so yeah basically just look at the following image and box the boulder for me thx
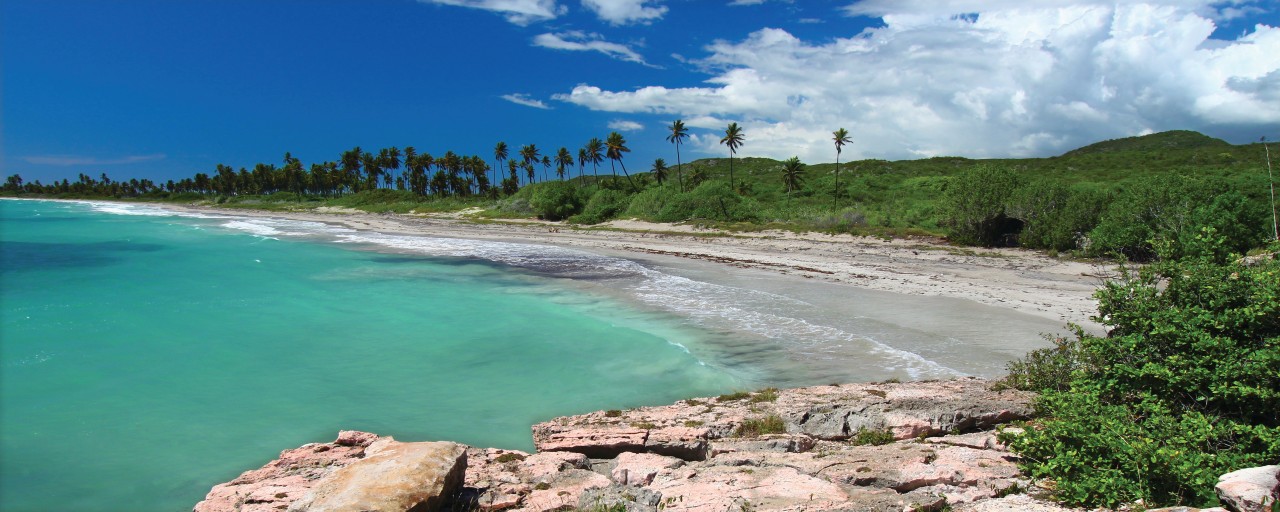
[1216,465,1279,512]
[286,440,466,512]
[193,431,381,512]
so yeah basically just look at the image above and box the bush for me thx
[624,186,678,219]
[735,414,787,437]
[527,181,584,221]
[849,428,895,446]
[940,165,1023,246]
[1008,181,1105,252]
[570,189,632,224]
[1003,240,1280,508]
[1086,176,1264,261]
[654,182,761,223]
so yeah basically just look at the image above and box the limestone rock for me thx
[611,452,684,486]
[1216,465,1279,512]
[193,431,381,512]
[287,440,466,512]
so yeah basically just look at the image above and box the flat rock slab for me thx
[287,440,466,512]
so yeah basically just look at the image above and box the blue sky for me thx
[4,0,1279,185]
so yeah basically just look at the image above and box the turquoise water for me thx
[0,200,741,511]
[0,198,1068,511]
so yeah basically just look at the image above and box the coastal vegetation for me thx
[999,234,1280,508]
[5,129,1276,262]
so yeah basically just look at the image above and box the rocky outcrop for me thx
[531,377,1034,460]
[192,379,1062,512]
[1216,465,1279,512]
[194,430,381,512]
[286,439,466,512]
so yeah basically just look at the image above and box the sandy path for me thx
[163,204,1112,331]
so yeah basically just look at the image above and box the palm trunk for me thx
[676,144,684,193]
[834,154,840,208]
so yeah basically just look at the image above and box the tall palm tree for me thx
[494,142,509,192]
[555,147,574,181]
[781,156,806,199]
[577,148,588,180]
[585,138,605,186]
[651,158,668,186]
[519,144,541,184]
[605,131,636,190]
[720,122,745,192]
[832,127,852,208]
[667,119,689,192]
[541,155,552,183]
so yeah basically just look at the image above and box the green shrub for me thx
[939,165,1023,246]
[570,189,632,224]
[624,186,678,219]
[717,391,751,402]
[1004,240,1280,508]
[655,182,761,223]
[1008,181,1105,251]
[849,428,895,446]
[527,181,584,221]
[735,414,787,437]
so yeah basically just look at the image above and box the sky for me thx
[3,0,1279,185]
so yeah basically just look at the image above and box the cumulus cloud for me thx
[533,31,651,65]
[418,0,564,25]
[581,0,667,25]
[555,2,1280,162]
[608,119,645,131]
[501,93,552,109]
[23,154,166,166]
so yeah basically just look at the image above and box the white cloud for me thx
[608,119,645,131]
[418,0,564,25]
[533,31,651,65]
[580,0,667,25]
[23,154,166,166]
[501,93,552,109]
[555,2,1280,162]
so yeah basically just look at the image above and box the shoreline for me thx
[152,201,1109,333]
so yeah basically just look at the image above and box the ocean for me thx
[0,198,1064,510]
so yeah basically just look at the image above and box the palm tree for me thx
[605,131,636,190]
[651,158,668,186]
[832,127,852,208]
[720,122,745,192]
[519,144,541,184]
[585,138,605,186]
[555,147,573,181]
[541,155,552,183]
[781,156,806,199]
[577,148,588,180]
[494,142,509,192]
[667,119,689,192]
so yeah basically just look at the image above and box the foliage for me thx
[735,414,787,437]
[527,181,584,221]
[849,428,895,446]
[940,165,1024,246]
[624,186,679,219]
[717,391,751,402]
[571,189,633,224]
[1003,239,1280,508]
[1007,181,1105,252]
[653,182,761,223]
[1086,175,1263,260]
